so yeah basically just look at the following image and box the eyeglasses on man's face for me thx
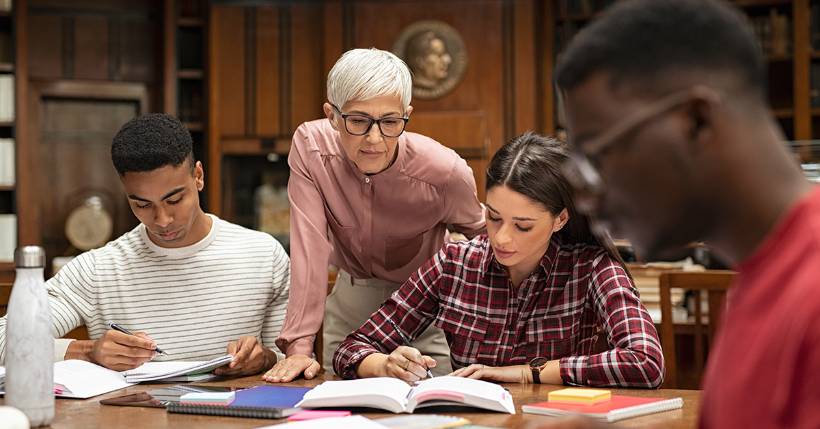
[331,104,409,138]
[561,88,708,214]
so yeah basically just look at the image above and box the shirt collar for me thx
[480,235,562,278]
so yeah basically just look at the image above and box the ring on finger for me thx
[402,360,410,370]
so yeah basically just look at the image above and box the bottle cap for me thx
[14,246,45,268]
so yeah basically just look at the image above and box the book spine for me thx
[607,397,684,422]
[166,404,283,419]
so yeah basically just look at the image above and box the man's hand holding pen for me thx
[89,329,158,371]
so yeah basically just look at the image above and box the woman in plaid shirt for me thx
[333,133,664,388]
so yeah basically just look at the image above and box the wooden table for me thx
[2,375,700,428]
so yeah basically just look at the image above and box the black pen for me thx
[108,322,167,355]
[387,318,434,379]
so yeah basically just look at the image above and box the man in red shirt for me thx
[545,0,820,428]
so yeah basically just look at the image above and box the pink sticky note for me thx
[287,410,352,421]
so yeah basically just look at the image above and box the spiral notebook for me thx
[166,385,311,419]
[522,395,683,422]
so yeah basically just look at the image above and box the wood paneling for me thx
[27,14,61,79]
[74,16,108,80]
[119,17,157,83]
[407,111,488,159]
[513,0,537,134]
[26,1,159,85]
[213,6,245,137]
[290,4,324,130]
[255,6,280,136]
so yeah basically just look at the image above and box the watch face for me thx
[529,357,549,369]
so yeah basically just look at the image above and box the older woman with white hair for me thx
[266,48,485,382]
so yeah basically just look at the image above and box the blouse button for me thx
[364,177,371,184]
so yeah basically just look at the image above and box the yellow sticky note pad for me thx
[548,388,612,404]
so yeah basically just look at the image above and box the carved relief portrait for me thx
[392,21,467,100]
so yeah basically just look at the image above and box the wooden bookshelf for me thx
[183,121,203,132]
[0,0,16,284]
[177,17,203,27]
[773,108,795,118]
[551,0,820,160]
[177,68,203,79]
[163,0,208,213]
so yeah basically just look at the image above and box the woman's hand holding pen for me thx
[387,346,437,382]
[89,329,157,371]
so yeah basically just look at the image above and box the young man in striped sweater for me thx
[0,113,290,376]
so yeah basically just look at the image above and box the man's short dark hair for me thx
[555,0,766,99]
[111,113,194,176]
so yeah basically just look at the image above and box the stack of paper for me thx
[122,355,233,383]
[0,75,13,122]
[0,214,16,262]
[180,391,235,405]
[0,139,13,186]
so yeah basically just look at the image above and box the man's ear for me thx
[554,208,570,232]
[686,87,721,146]
[323,103,339,131]
[194,160,205,191]
[405,105,414,118]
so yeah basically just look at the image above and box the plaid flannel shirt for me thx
[333,235,664,388]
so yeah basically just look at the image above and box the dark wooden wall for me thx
[27,0,160,89]
[208,0,552,214]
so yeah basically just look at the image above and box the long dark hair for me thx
[486,132,626,266]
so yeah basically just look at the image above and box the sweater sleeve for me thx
[275,125,333,357]
[559,254,665,388]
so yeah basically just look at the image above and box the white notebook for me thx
[121,355,233,383]
[296,376,515,414]
[0,360,134,399]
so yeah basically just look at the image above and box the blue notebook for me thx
[166,385,311,419]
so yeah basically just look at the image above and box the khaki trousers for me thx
[322,270,453,376]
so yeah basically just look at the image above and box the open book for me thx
[296,376,515,414]
[122,355,233,383]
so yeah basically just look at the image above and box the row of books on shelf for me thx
[0,139,13,186]
[0,75,13,122]
[749,10,791,58]
[0,214,15,262]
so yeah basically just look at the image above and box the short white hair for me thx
[327,48,412,111]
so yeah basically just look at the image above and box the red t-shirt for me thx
[700,186,820,428]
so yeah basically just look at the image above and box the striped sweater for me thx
[0,214,290,363]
